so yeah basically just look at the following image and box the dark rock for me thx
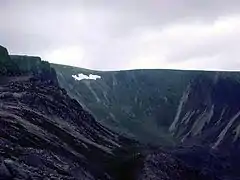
[170,73,240,149]
[0,161,12,180]
[138,150,208,180]
[3,159,29,179]
[0,45,9,59]
[23,154,43,167]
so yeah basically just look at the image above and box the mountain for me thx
[2,44,240,179]
[0,45,209,180]
[51,63,240,179]
[52,64,194,145]
[52,64,240,147]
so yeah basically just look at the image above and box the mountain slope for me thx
[52,64,240,146]
[52,64,196,145]
[0,46,128,179]
[169,72,240,149]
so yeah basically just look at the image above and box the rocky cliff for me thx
[167,73,240,180]
[169,72,240,150]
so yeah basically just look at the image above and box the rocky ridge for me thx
[0,45,127,179]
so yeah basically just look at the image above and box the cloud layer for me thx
[1,0,240,70]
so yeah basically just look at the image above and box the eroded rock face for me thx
[169,73,240,150]
[167,73,240,179]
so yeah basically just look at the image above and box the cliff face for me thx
[0,46,9,60]
[0,46,19,75]
[166,73,240,180]
[169,73,240,150]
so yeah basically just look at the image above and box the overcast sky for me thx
[0,0,240,70]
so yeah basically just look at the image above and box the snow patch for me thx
[72,73,101,81]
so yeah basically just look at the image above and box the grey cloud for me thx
[0,30,52,55]
[0,0,240,70]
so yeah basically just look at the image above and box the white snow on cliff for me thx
[72,73,101,81]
